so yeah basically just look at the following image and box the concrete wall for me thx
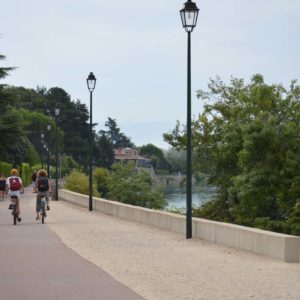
[58,189,300,263]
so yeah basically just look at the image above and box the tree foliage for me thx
[164,75,300,234]
[100,117,134,148]
[94,133,115,169]
[107,162,164,209]
[139,143,170,171]
[92,167,110,197]
[64,169,99,196]
[0,55,25,164]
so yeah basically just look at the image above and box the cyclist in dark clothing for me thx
[32,171,37,193]
[35,169,51,220]
[0,174,6,201]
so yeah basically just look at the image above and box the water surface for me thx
[162,180,216,211]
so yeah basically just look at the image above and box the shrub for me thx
[156,169,169,176]
[19,163,31,186]
[93,167,109,197]
[107,162,164,209]
[192,197,232,222]
[288,205,300,236]
[0,162,13,177]
[31,164,42,172]
[64,169,99,196]
[254,217,291,234]
[166,207,185,215]
[60,155,80,177]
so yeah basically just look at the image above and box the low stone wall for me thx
[58,189,300,263]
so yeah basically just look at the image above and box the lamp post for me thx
[180,0,199,239]
[41,133,45,169]
[87,72,96,211]
[47,124,51,177]
[55,108,60,200]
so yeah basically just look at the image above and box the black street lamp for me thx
[41,132,45,169]
[87,72,96,211]
[47,124,51,177]
[180,0,199,239]
[55,108,60,200]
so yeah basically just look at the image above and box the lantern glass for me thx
[87,72,96,92]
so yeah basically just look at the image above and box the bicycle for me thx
[40,196,47,224]
[9,196,19,225]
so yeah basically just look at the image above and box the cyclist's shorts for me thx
[8,190,20,197]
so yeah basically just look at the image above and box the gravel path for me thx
[45,198,300,300]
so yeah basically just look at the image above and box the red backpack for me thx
[9,177,21,191]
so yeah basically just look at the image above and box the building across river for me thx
[114,148,154,176]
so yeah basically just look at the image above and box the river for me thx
[158,177,217,210]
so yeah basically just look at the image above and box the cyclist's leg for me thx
[16,197,22,222]
[46,192,50,210]
[36,193,42,220]
[16,197,20,216]
[10,195,16,211]
[10,191,21,216]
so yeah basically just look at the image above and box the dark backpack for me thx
[9,177,21,191]
[38,177,49,192]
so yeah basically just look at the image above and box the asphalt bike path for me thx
[0,187,143,300]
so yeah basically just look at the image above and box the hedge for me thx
[0,162,13,177]
[20,163,31,186]
[0,162,32,187]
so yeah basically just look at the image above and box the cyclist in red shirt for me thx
[6,169,24,222]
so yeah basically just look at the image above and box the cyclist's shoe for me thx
[17,217,22,222]
[36,216,40,220]
[46,205,50,211]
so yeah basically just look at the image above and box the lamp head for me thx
[180,0,199,32]
[87,72,97,92]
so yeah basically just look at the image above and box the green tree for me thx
[107,162,164,209]
[0,54,26,164]
[44,88,90,166]
[100,117,134,148]
[6,86,46,112]
[139,143,170,171]
[8,86,90,166]
[164,149,186,175]
[93,167,110,197]
[17,109,63,163]
[164,75,300,232]
[24,143,40,165]
[94,133,115,169]
[59,154,80,177]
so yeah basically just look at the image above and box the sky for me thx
[1,0,300,148]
